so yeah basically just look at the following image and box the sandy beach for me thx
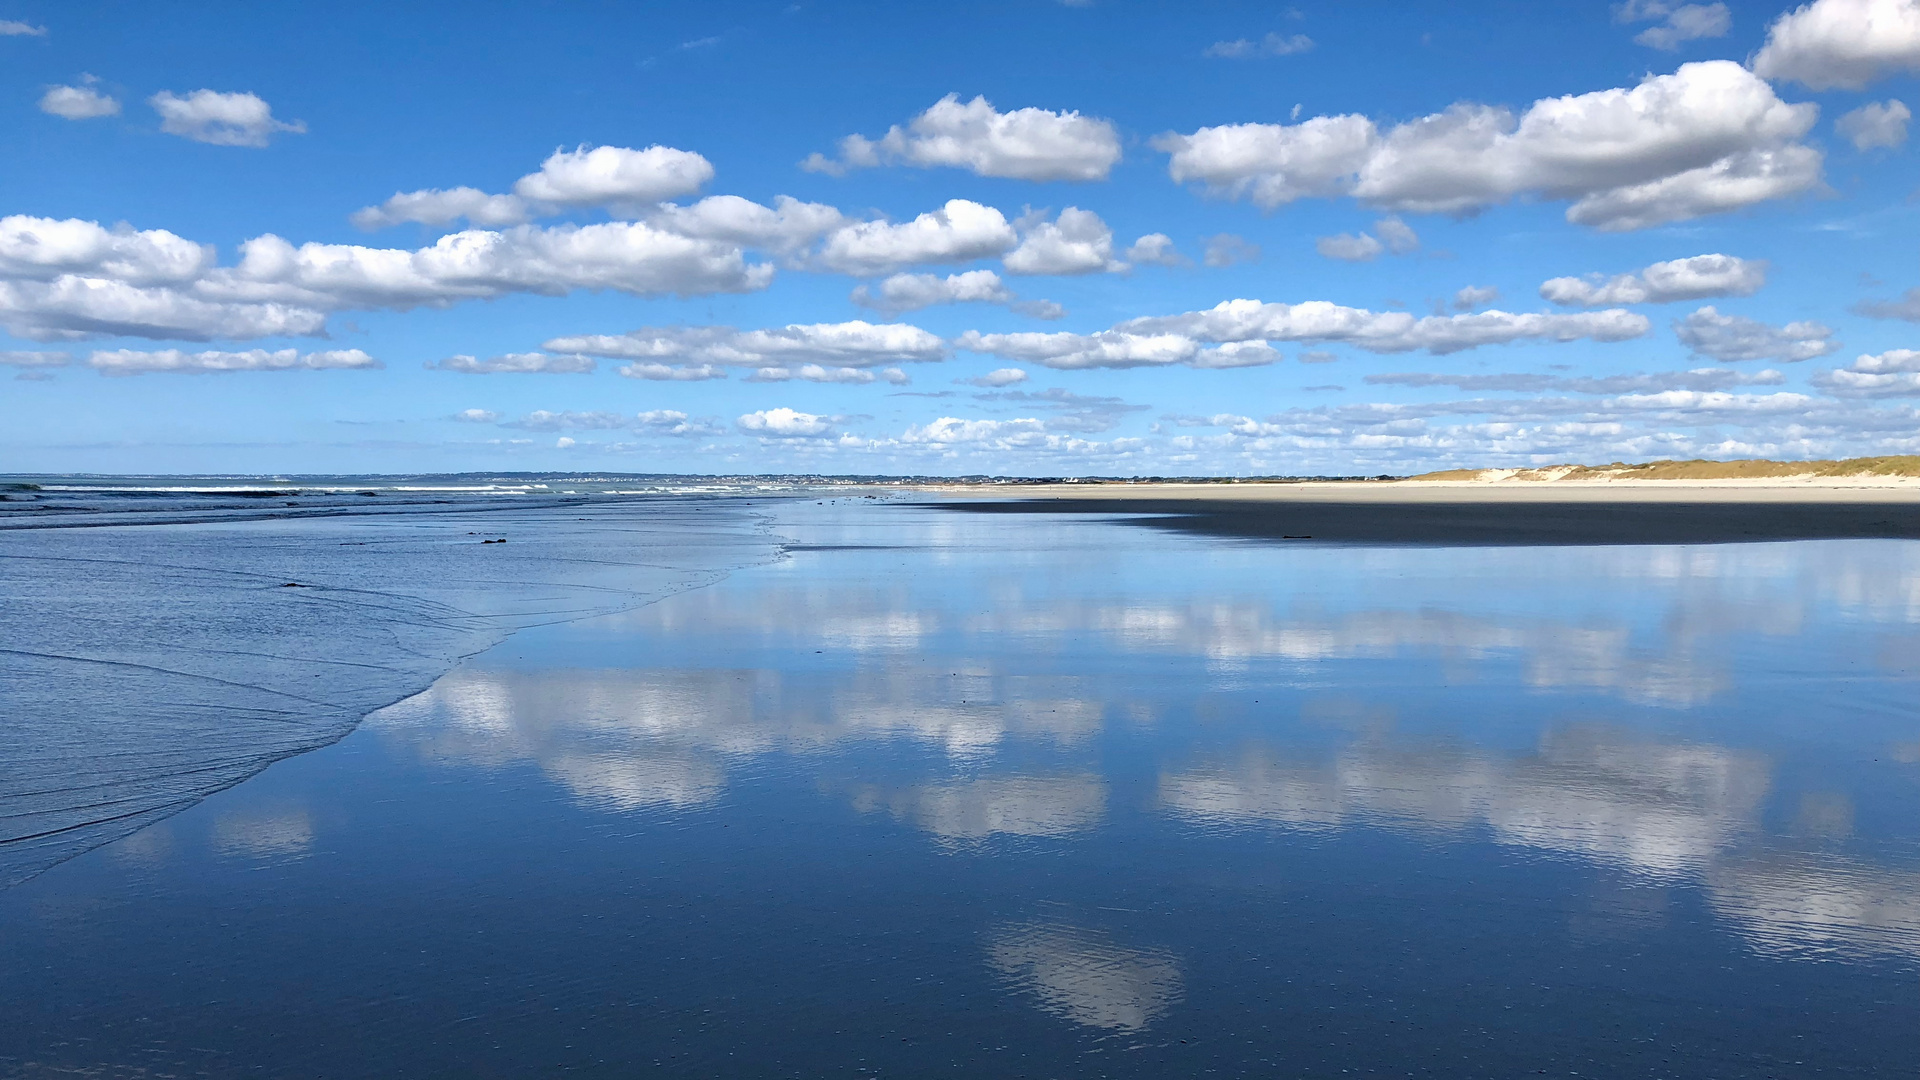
[918,478,1920,545]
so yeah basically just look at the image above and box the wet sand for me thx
[919,480,1920,545]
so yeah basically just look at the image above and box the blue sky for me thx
[3,0,1918,476]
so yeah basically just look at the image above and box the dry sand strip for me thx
[914,479,1920,545]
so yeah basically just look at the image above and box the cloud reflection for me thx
[985,921,1182,1032]
[1161,727,1771,878]
[855,775,1106,841]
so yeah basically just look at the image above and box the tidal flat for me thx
[3,484,1919,1076]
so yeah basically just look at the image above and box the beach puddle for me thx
[3,499,1919,1076]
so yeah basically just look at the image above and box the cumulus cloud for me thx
[1203,233,1260,268]
[851,269,1012,315]
[0,278,324,342]
[350,187,531,230]
[1617,2,1732,50]
[817,199,1017,276]
[1004,208,1122,275]
[512,144,713,207]
[1836,99,1911,149]
[87,348,379,375]
[0,350,70,367]
[1752,0,1920,90]
[429,352,596,374]
[452,408,500,422]
[801,94,1121,181]
[39,83,119,120]
[1541,253,1768,306]
[1674,306,1839,362]
[956,329,1280,371]
[1813,348,1920,396]
[1316,216,1418,262]
[616,361,728,381]
[0,19,45,35]
[351,146,730,232]
[898,416,1146,459]
[150,90,304,147]
[1155,61,1822,231]
[636,409,726,437]
[1205,32,1314,58]
[1124,233,1189,268]
[1453,285,1500,310]
[546,320,946,370]
[738,407,835,438]
[1122,298,1650,355]
[648,195,847,257]
[220,222,773,308]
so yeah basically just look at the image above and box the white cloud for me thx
[350,187,530,230]
[150,90,304,147]
[511,144,713,207]
[1366,367,1785,394]
[959,329,1197,370]
[746,364,908,385]
[546,320,946,369]
[1374,216,1419,254]
[555,437,575,449]
[1155,61,1821,231]
[1203,233,1260,268]
[1618,2,1731,50]
[1124,298,1651,355]
[1813,349,1920,396]
[817,199,1016,275]
[0,19,46,35]
[1314,232,1382,262]
[0,216,212,284]
[801,94,1121,181]
[220,222,772,308]
[1004,207,1121,275]
[0,278,325,342]
[0,350,69,367]
[967,367,1029,387]
[635,409,726,437]
[1315,217,1417,262]
[39,84,119,120]
[429,352,596,374]
[956,330,1280,371]
[0,211,772,341]
[1674,306,1839,362]
[1836,99,1911,149]
[1752,0,1920,90]
[850,269,1012,315]
[617,361,728,381]
[738,407,835,438]
[86,348,379,375]
[508,410,633,431]
[649,195,847,257]
[1453,285,1500,310]
[1205,33,1314,58]
[452,408,500,422]
[898,417,1148,459]
[1541,253,1768,306]
[1124,233,1189,268]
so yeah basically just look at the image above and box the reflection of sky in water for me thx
[364,508,1920,988]
[10,502,1920,1075]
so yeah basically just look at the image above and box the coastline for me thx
[914,478,1920,545]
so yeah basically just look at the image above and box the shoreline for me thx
[914,480,1920,545]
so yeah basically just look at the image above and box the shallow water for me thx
[4,499,1919,1077]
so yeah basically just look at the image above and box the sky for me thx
[2,0,1919,477]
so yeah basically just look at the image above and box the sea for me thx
[2,474,1917,1077]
